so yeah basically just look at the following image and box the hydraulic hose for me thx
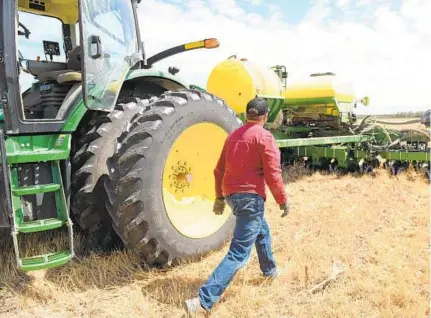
[397,128,430,140]
[374,119,422,125]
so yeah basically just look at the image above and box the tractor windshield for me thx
[80,0,140,112]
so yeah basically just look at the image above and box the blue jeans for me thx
[198,193,277,311]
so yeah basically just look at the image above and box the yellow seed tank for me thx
[283,72,357,121]
[206,57,359,124]
[206,57,284,116]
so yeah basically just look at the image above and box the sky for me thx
[18,0,431,115]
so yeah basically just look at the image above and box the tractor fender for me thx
[125,69,190,91]
[62,69,191,133]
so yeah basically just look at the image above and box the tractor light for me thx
[204,38,220,49]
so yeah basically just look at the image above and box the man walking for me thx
[184,97,290,315]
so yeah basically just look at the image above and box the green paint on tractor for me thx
[6,135,71,163]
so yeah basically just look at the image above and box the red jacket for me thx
[214,122,287,205]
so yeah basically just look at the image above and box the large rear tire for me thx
[70,102,141,248]
[105,89,242,267]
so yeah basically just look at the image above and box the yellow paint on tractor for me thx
[184,41,205,50]
[162,123,232,239]
[206,57,283,115]
[18,0,79,24]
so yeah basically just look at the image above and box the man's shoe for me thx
[184,297,207,317]
[264,268,283,280]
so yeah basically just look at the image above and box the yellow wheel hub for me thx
[162,123,232,239]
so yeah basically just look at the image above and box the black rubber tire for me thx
[105,89,242,267]
[70,101,142,248]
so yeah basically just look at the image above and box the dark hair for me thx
[246,97,268,120]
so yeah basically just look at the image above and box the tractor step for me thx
[16,217,66,233]
[6,157,74,270]
[20,250,73,272]
[0,131,74,271]
[11,183,61,196]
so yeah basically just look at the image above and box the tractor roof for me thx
[18,0,78,24]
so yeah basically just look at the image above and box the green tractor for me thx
[0,0,241,271]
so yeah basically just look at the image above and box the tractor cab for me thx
[0,0,142,134]
[0,0,143,271]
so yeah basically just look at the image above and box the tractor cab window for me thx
[93,11,125,48]
[80,0,140,112]
[17,12,81,121]
[18,13,66,91]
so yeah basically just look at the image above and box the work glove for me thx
[279,202,290,217]
[213,197,226,215]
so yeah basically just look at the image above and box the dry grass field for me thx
[0,167,429,318]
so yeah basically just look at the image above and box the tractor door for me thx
[79,0,142,112]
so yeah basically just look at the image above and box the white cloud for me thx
[135,0,431,114]
[303,0,334,25]
[336,0,351,9]
[240,0,263,5]
[400,0,431,35]
[208,0,246,19]
[16,0,431,115]
[355,0,392,7]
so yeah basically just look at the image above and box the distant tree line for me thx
[358,110,427,119]
[375,111,426,118]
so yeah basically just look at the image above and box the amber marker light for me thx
[204,38,220,49]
